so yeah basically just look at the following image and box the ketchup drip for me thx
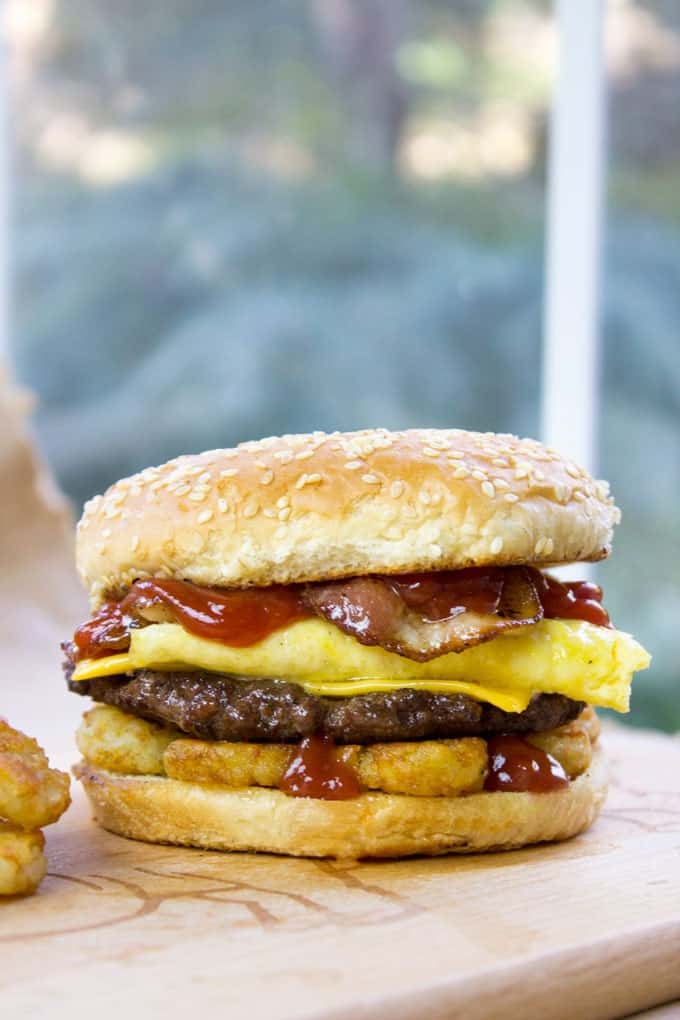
[122,579,308,646]
[484,735,569,793]
[73,601,137,660]
[528,569,611,628]
[387,567,504,620]
[279,735,362,800]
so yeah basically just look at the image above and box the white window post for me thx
[541,0,605,478]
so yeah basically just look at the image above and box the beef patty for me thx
[67,665,583,743]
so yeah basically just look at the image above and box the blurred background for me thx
[5,0,679,729]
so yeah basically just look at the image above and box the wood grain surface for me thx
[2,726,680,1020]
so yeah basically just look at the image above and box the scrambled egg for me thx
[72,617,650,714]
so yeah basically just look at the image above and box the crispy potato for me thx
[340,739,487,797]
[164,741,292,787]
[76,702,598,794]
[0,824,46,896]
[76,705,178,775]
[164,736,487,797]
[527,708,599,779]
[577,704,601,743]
[0,720,71,830]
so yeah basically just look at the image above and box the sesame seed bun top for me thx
[76,428,620,604]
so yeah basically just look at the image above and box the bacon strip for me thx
[303,567,542,661]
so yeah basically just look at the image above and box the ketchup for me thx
[73,578,309,660]
[122,578,308,645]
[387,568,504,620]
[73,601,137,660]
[484,735,569,793]
[528,569,611,628]
[279,735,362,800]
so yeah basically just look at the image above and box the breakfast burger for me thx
[64,429,650,858]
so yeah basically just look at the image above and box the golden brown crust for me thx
[74,745,607,859]
[0,826,46,896]
[76,429,619,603]
[0,719,71,830]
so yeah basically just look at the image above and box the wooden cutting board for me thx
[2,725,680,1020]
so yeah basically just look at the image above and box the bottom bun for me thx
[74,745,607,859]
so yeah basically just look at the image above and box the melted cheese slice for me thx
[72,618,650,714]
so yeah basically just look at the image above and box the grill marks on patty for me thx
[66,665,583,743]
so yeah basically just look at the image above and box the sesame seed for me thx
[452,466,469,479]
[243,500,259,519]
[503,493,519,503]
[566,464,581,479]
[175,484,191,496]
[101,527,112,539]
[254,460,267,469]
[197,509,213,524]
[263,507,277,518]
[361,473,380,485]
[573,490,586,502]
[471,469,487,481]
[534,537,547,556]
[198,472,212,485]
[345,460,363,471]
[422,447,439,458]
[260,470,274,486]
[295,472,322,489]
[273,450,294,464]
[104,506,121,519]
[419,491,431,505]
[390,480,404,499]
[492,458,509,468]
[276,495,290,509]
[544,538,555,555]
[274,525,288,539]
[490,537,504,555]
[130,535,140,552]
[481,481,496,498]
[533,469,545,482]
[295,449,314,460]
[515,467,529,480]
[188,490,207,502]
[494,478,510,490]
[278,507,291,521]
[220,468,239,479]
[218,499,228,514]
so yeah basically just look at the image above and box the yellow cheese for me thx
[72,617,650,713]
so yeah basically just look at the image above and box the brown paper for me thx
[0,365,86,744]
